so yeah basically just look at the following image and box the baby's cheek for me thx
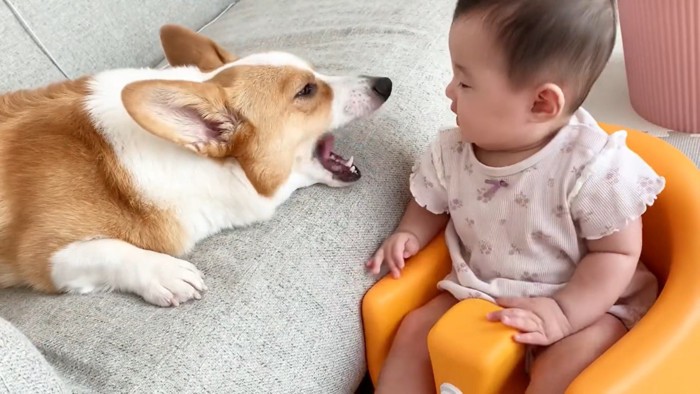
[458,107,476,129]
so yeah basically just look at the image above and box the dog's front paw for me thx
[137,256,207,307]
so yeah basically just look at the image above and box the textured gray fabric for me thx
[0,2,65,92]
[0,317,68,393]
[659,133,700,167]
[0,1,456,393]
[6,0,236,78]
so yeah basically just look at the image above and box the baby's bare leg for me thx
[526,313,627,394]
[375,292,458,394]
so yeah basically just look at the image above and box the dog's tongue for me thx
[319,134,334,161]
[316,135,361,182]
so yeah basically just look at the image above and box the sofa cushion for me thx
[4,0,237,79]
[0,317,68,393]
[0,3,65,92]
[0,0,456,392]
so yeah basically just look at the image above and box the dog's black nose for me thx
[371,77,393,100]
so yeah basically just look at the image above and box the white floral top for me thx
[410,108,665,328]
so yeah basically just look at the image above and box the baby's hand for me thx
[487,297,574,346]
[365,231,420,279]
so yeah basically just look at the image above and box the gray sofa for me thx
[1,1,698,393]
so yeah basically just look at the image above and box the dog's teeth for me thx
[346,156,354,167]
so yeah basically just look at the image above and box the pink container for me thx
[618,0,700,133]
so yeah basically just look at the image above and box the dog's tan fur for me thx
[0,79,184,292]
[122,64,334,196]
[0,25,387,304]
[160,24,239,71]
[0,26,336,292]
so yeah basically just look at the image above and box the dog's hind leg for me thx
[51,238,207,306]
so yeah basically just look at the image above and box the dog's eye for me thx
[295,83,317,98]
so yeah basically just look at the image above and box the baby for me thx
[366,0,665,393]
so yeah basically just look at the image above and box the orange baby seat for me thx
[362,123,700,393]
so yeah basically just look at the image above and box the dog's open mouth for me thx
[315,134,361,182]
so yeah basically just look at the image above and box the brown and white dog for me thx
[0,25,392,306]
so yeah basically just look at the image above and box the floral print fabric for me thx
[409,108,665,328]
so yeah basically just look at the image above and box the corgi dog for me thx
[0,25,392,306]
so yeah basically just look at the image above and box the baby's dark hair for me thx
[453,0,616,113]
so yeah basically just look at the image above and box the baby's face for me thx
[446,15,543,151]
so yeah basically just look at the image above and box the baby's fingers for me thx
[381,244,401,279]
[512,332,550,346]
[386,256,402,279]
[500,314,541,333]
[488,308,543,333]
[366,249,385,274]
[403,236,420,259]
[486,310,504,322]
[391,240,407,271]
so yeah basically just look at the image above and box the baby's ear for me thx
[531,83,565,121]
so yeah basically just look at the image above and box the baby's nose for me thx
[445,82,456,100]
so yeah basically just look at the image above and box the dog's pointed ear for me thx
[159,24,238,72]
[121,80,244,157]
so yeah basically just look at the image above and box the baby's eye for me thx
[458,82,471,89]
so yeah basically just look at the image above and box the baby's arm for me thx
[366,199,449,278]
[488,218,643,345]
[553,218,643,333]
[488,219,642,346]
[397,199,450,249]
[369,131,453,277]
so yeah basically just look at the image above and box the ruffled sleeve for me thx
[569,131,665,240]
[409,138,450,215]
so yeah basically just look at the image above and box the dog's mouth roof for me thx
[314,134,361,182]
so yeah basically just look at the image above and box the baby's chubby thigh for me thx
[527,313,627,394]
